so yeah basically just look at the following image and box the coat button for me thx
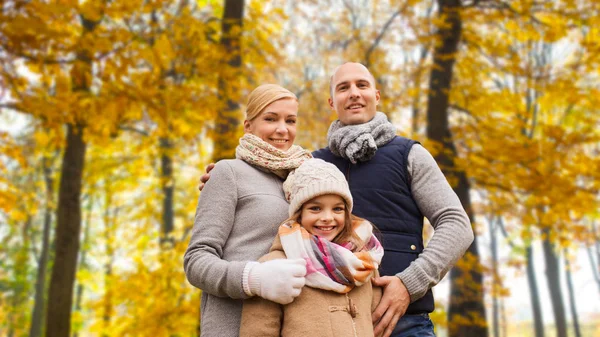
[410,245,416,251]
[348,298,357,318]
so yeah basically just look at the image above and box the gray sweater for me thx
[399,144,474,302]
[183,159,289,337]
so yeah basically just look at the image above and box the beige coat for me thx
[240,236,382,337]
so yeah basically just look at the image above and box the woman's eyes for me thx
[263,117,295,124]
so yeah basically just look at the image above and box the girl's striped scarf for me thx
[236,134,313,179]
[278,220,384,294]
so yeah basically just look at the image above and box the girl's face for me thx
[300,194,346,242]
[243,98,298,151]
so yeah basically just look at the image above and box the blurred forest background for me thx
[1,0,599,336]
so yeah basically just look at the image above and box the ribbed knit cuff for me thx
[242,262,259,297]
[396,270,426,303]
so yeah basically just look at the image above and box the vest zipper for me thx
[346,162,351,184]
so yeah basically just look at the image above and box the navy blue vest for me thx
[313,136,434,314]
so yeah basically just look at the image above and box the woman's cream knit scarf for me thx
[235,133,313,179]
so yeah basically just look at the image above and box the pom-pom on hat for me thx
[283,159,353,216]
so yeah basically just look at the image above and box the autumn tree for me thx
[212,0,245,161]
[449,2,600,337]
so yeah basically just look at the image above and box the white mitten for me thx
[245,258,307,304]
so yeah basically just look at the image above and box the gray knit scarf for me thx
[327,112,397,164]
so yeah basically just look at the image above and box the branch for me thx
[0,103,19,111]
[12,51,74,64]
[473,0,548,27]
[449,104,474,116]
[119,125,150,136]
[364,8,402,67]
[497,216,516,249]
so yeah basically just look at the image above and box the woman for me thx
[184,84,313,337]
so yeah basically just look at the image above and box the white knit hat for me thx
[283,159,353,216]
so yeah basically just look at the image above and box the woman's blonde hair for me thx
[245,84,297,121]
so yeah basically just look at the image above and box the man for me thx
[314,62,473,337]
[199,62,473,337]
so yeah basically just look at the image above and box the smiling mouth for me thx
[346,104,364,110]
[314,226,336,232]
[270,139,288,144]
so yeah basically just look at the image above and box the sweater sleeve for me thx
[396,144,474,302]
[183,161,249,299]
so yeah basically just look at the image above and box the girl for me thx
[184,84,313,337]
[240,158,384,337]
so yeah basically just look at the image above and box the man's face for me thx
[328,63,380,125]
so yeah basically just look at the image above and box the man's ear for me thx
[328,97,334,109]
[375,90,381,105]
[243,120,251,133]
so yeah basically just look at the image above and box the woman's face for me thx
[244,98,298,151]
[300,194,346,242]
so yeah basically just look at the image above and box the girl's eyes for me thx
[306,206,344,212]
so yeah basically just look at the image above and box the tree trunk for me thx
[212,0,245,162]
[589,221,600,295]
[588,245,600,295]
[489,217,499,337]
[564,248,581,337]
[72,195,93,337]
[29,157,54,337]
[45,14,97,337]
[541,229,567,337]
[102,187,115,336]
[160,136,174,245]
[500,296,507,337]
[425,1,487,336]
[526,245,545,337]
[45,123,87,337]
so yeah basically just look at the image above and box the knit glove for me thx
[243,259,307,305]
